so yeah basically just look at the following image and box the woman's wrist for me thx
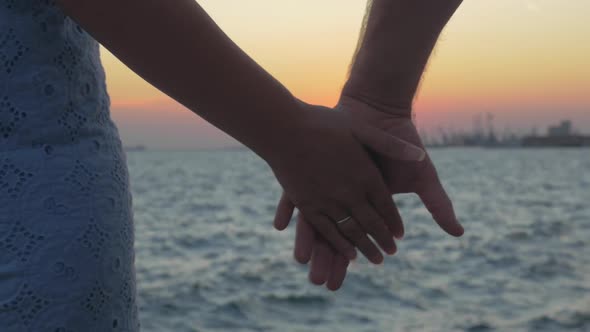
[246,93,315,165]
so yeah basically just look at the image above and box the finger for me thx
[326,253,350,291]
[337,217,383,264]
[274,191,295,231]
[304,212,357,260]
[352,125,425,161]
[351,205,397,255]
[418,179,464,237]
[309,239,333,285]
[367,184,405,239]
[294,213,315,264]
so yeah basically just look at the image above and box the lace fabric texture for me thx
[1,1,139,331]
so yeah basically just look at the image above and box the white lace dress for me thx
[0,1,139,331]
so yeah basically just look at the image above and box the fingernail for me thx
[371,254,384,265]
[404,145,426,161]
[387,246,397,255]
[456,223,465,237]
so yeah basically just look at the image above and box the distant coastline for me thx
[122,120,590,151]
[424,119,590,148]
[124,145,147,152]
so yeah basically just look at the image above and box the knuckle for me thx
[313,219,331,233]
[333,184,352,196]
[364,216,382,227]
[339,191,358,205]
[331,188,359,206]
[297,203,324,218]
[341,225,365,242]
[345,198,365,212]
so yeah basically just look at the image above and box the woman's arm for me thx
[342,0,464,114]
[57,0,301,159]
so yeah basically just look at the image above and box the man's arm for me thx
[342,0,464,115]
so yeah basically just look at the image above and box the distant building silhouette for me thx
[522,120,590,147]
[547,120,572,137]
[423,116,589,148]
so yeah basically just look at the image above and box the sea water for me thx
[127,148,590,332]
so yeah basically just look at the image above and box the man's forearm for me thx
[341,0,463,114]
[57,0,304,160]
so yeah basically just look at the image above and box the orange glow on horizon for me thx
[100,0,590,148]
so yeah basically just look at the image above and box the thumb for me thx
[274,191,295,230]
[352,125,426,161]
[417,180,464,237]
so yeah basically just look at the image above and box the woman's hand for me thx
[269,100,426,264]
[292,213,351,290]
[274,97,464,289]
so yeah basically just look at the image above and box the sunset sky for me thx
[101,0,590,149]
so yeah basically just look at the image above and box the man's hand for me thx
[337,97,463,236]
[274,97,464,290]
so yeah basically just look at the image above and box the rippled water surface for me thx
[126,148,590,332]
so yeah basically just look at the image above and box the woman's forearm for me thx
[342,0,463,115]
[57,0,304,160]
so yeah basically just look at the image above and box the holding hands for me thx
[270,0,465,290]
[274,96,464,290]
[267,101,426,264]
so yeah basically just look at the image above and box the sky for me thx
[101,0,590,149]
